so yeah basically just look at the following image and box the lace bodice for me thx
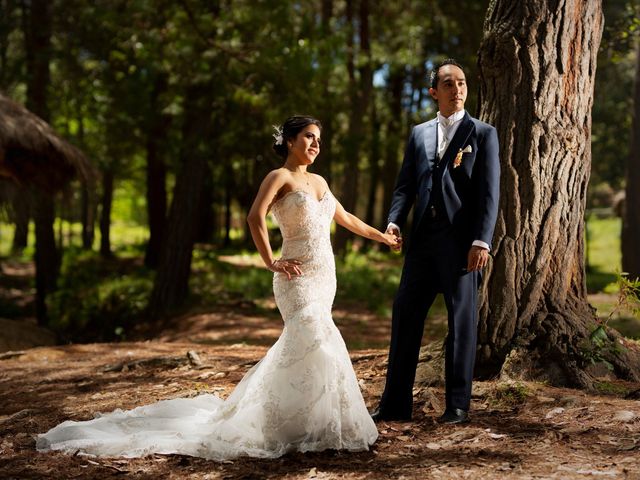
[271,190,336,319]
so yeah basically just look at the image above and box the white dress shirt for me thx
[436,110,465,159]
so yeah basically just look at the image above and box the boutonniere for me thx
[453,145,473,168]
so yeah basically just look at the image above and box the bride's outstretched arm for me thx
[247,171,302,279]
[333,199,400,248]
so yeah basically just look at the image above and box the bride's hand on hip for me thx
[269,258,303,280]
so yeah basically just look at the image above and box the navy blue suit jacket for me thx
[388,111,500,252]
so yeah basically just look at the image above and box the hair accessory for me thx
[272,125,284,145]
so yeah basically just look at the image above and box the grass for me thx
[585,216,620,293]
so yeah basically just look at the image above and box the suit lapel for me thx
[422,120,438,170]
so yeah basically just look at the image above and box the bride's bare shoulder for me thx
[262,168,291,185]
[311,173,330,190]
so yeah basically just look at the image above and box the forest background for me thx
[2,1,640,478]
[0,0,639,367]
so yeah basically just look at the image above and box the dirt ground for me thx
[1,338,639,480]
[1,258,640,479]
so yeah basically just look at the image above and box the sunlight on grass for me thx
[585,216,620,292]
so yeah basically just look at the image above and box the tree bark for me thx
[476,0,640,386]
[144,74,169,268]
[148,83,211,318]
[622,41,640,280]
[99,168,114,258]
[334,0,372,253]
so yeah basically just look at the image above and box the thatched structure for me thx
[0,93,94,192]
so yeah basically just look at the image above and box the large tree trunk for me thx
[334,0,372,253]
[144,74,169,268]
[148,83,211,318]
[622,41,640,280]
[24,0,56,325]
[475,0,640,386]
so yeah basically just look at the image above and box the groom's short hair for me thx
[430,59,464,89]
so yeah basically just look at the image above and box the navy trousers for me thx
[379,220,479,418]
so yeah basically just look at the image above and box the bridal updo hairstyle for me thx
[272,115,322,159]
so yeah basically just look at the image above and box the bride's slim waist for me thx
[280,238,331,257]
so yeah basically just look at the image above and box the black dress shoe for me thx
[437,408,470,424]
[370,409,411,422]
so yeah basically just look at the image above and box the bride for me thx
[37,115,399,461]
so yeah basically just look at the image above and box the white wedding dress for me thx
[37,190,378,460]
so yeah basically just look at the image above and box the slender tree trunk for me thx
[195,162,214,243]
[76,106,95,250]
[223,177,232,248]
[622,41,640,280]
[365,99,381,228]
[148,83,211,318]
[334,0,372,253]
[80,180,95,250]
[316,0,334,185]
[99,169,114,258]
[23,0,55,325]
[0,0,17,90]
[476,0,640,386]
[382,66,404,226]
[144,74,169,268]
[33,189,58,325]
[11,191,29,252]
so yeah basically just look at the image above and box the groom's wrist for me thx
[471,240,489,251]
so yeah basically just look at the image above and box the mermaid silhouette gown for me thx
[37,190,378,460]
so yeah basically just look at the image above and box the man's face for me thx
[429,65,467,117]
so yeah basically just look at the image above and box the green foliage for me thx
[593,381,630,396]
[336,250,402,315]
[47,249,152,341]
[578,324,624,371]
[591,0,639,192]
[492,382,531,406]
[616,273,640,316]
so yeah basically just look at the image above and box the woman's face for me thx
[289,124,321,164]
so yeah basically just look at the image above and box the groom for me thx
[373,59,500,424]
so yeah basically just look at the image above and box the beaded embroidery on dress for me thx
[37,189,378,460]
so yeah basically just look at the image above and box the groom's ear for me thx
[428,87,438,100]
